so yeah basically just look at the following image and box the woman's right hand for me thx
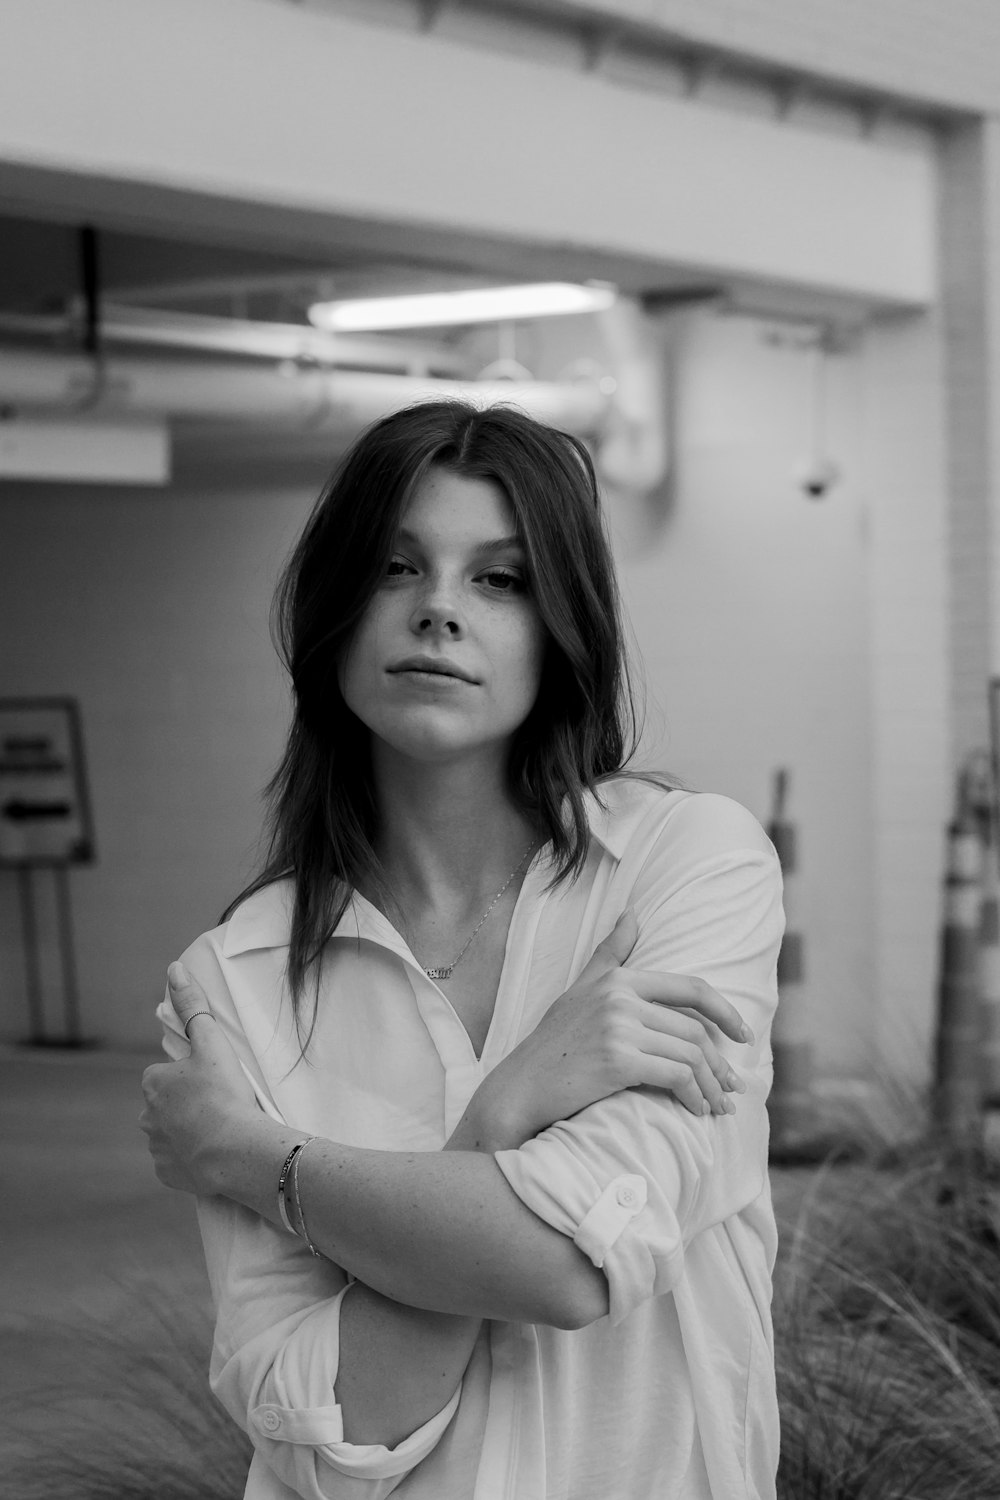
[449,910,754,1153]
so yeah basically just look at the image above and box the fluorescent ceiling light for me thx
[308,282,617,332]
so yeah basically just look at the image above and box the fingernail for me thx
[701,1100,712,1115]
[723,1097,737,1114]
[741,1023,755,1043]
[728,1071,747,1094]
[168,961,189,988]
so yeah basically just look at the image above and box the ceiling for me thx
[0,199,880,365]
[0,203,731,336]
[0,208,519,336]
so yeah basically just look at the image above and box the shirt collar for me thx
[583,782,635,860]
[221,878,296,957]
[221,783,632,958]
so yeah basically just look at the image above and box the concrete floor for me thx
[0,1045,267,1499]
[0,1047,209,1399]
[0,1045,207,1313]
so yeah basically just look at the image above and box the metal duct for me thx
[593,297,669,495]
[0,306,470,376]
[0,349,610,438]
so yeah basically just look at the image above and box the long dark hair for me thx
[228,399,645,1039]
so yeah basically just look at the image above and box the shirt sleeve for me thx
[156,961,462,1500]
[494,792,783,1327]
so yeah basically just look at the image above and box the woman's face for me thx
[339,466,547,772]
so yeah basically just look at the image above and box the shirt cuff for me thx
[495,1128,683,1325]
[243,1284,462,1483]
[249,1386,462,1482]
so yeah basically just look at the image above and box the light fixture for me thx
[308,281,617,333]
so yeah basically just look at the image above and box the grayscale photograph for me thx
[1,3,998,1497]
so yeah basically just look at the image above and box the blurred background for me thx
[4,0,978,1094]
[3,7,1000,1481]
[5,5,1000,1488]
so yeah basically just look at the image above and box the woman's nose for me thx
[410,579,464,637]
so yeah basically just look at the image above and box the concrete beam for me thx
[0,0,935,305]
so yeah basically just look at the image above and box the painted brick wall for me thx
[940,121,992,770]
[613,309,876,1077]
[862,310,950,1087]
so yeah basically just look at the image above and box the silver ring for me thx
[184,1010,215,1039]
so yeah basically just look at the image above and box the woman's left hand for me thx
[139,962,260,1195]
[450,911,752,1153]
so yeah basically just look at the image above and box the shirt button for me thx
[616,1183,639,1208]
[260,1411,282,1432]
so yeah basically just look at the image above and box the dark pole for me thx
[54,864,82,1045]
[79,225,100,357]
[17,865,46,1044]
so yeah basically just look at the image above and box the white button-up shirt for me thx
[158,780,783,1500]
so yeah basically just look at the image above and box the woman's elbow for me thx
[543,1260,609,1331]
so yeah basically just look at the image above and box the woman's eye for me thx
[386,558,415,578]
[480,569,525,594]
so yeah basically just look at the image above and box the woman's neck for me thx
[370,750,539,914]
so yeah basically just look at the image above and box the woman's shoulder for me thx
[179,876,296,968]
[593,775,775,864]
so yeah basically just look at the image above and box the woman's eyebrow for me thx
[394,528,525,556]
[475,535,525,558]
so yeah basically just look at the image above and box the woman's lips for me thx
[392,667,472,687]
[388,657,478,684]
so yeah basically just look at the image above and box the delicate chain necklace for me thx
[421,841,537,982]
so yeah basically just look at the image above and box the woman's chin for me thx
[372,722,508,769]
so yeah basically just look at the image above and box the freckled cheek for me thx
[338,601,393,700]
[502,619,547,710]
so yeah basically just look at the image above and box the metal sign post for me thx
[0,697,96,1047]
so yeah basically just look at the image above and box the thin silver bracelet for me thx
[276,1138,312,1238]
[291,1135,322,1258]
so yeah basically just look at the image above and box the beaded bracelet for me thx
[291,1137,322,1258]
[276,1138,313,1238]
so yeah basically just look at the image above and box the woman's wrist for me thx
[202,1110,302,1218]
[446,1074,535,1154]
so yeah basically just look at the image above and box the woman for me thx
[141,400,783,1500]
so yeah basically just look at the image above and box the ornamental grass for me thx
[775,1139,1000,1499]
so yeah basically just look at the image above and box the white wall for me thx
[611,311,875,1077]
[0,451,323,1046]
[862,309,949,1087]
[1,310,882,1073]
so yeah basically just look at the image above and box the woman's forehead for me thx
[398,467,521,544]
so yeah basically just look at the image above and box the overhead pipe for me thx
[0,349,610,438]
[593,295,669,495]
[0,305,470,377]
[0,296,672,476]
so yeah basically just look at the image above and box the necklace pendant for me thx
[417,840,537,987]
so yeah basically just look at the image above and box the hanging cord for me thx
[80,225,100,357]
[71,224,108,410]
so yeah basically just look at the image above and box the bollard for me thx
[935,780,986,1135]
[979,841,1000,1106]
[767,768,814,1148]
[985,684,1000,1108]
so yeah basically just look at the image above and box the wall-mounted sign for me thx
[0,699,95,866]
